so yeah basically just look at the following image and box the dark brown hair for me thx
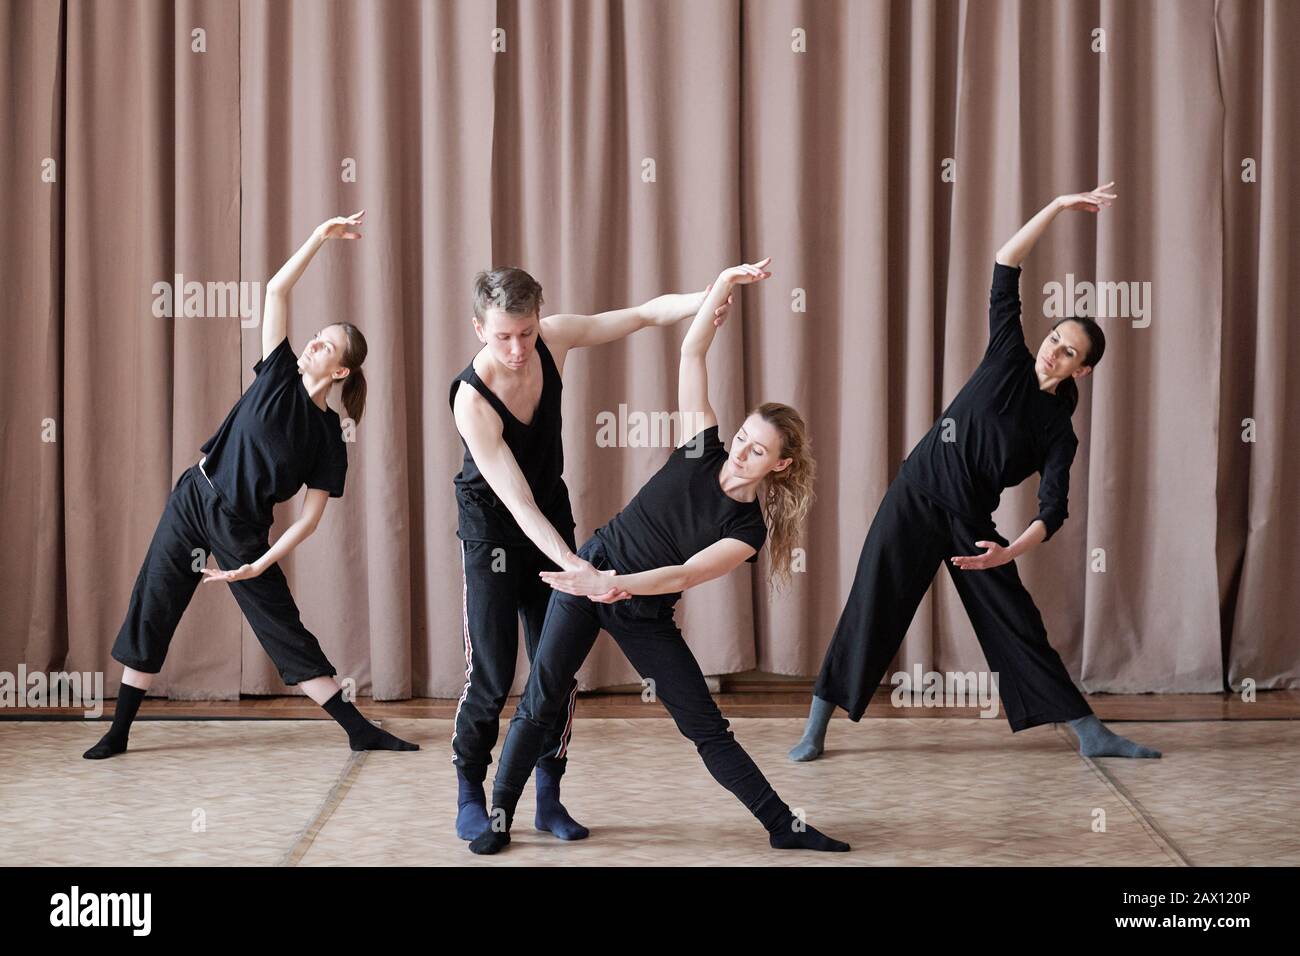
[336,322,368,425]
[473,267,544,322]
[1050,316,1106,415]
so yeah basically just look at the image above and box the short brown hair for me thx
[473,267,544,322]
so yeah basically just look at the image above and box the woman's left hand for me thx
[950,541,1012,571]
[201,563,263,584]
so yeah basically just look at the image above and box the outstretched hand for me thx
[201,563,263,584]
[315,209,365,241]
[540,565,631,602]
[1058,182,1116,214]
[949,541,1012,571]
[718,256,773,289]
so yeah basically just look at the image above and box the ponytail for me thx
[335,321,369,426]
[342,365,367,425]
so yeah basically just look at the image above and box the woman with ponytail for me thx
[790,183,1161,763]
[465,258,849,855]
[85,211,418,759]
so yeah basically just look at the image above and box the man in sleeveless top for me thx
[448,265,732,841]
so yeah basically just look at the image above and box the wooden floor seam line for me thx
[1057,724,1191,868]
[278,746,370,867]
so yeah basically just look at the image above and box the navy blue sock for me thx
[455,765,490,840]
[533,761,588,840]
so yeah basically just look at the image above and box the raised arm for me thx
[995,182,1115,267]
[261,211,365,360]
[677,257,772,444]
[539,289,733,372]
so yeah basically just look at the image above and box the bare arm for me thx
[453,382,582,570]
[540,537,757,597]
[200,490,330,582]
[540,290,732,372]
[678,258,772,444]
[995,182,1116,268]
[262,211,365,360]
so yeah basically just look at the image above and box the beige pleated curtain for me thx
[3,0,1296,700]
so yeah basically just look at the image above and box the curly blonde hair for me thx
[752,402,815,589]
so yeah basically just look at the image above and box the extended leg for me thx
[87,469,207,759]
[210,523,417,754]
[794,476,949,760]
[943,525,1160,757]
[610,611,848,852]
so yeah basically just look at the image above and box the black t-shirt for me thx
[899,262,1079,541]
[449,336,575,546]
[595,425,768,602]
[199,336,349,528]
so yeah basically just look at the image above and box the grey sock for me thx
[788,695,836,762]
[1067,714,1161,758]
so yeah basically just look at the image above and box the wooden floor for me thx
[2,689,1297,866]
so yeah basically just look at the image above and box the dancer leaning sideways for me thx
[86,211,418,759]
[790,183,1162,762]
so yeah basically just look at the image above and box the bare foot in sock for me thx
[787,736,824,762]
[348,723,419,752]
[1068,715,1161,758]
[769,818,851,852]
[788,695,835,762]
[469,828,512,855]
[83,731,128,759]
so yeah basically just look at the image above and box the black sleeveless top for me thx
[449,336,575,546]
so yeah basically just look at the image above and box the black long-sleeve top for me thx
[898,262,1079,542]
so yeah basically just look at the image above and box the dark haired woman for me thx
[790,183,1162,762]
[85,211,418,759]
[468,258,849,855]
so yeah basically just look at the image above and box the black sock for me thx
[756,791,850,852]
[321,689,419,752]
[769,821,852,852]
[468,805,515,855]
[83,683,147,759]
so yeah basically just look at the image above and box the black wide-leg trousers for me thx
[111,464,337,685]
[814,473,1093,731]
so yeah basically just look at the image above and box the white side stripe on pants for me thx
[449,540,475,764]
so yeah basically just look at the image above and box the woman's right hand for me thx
[540,561,630,601]
[315,209,365,241]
